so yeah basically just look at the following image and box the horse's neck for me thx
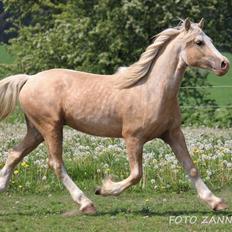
[145,40,186,100]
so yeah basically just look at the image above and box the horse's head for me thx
[179,18,229,76]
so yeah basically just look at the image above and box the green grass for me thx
[0,124,232,231]
[0,44,14,64]
[0,124,231,194]
[207,52,232,105]
[0,189,232,232]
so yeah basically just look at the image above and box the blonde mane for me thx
[114,26,184,88]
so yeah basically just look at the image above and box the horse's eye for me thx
[196,40,204,46]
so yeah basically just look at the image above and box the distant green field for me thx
[207,52,232,105]
[0,44,14,64]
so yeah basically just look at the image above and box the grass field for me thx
[0,123,232,194]
[0,123,232,231]
[0,190,232,232]
[207,52,232,105]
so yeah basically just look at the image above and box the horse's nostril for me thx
[221,61,227,70]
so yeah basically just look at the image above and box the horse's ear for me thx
[198,18,204,29]
[184,18,191,31]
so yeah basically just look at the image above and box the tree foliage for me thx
[3,0,232,74]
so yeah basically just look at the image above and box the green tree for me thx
[3,0,232,74]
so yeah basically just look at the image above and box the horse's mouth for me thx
[212,68,228,76]
[211,59,229,76]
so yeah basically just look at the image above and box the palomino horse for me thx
[0,19,229,214]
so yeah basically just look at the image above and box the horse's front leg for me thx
[163,127,227,211]
[95,137,143,196]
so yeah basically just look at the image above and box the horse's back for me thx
[19,68,112,106]
[18,69,123,137]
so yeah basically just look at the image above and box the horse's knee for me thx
[48,159,63,178]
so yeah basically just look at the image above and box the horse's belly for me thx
[65,114,122,138]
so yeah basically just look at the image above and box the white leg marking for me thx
[191,176,222,208]
[60,166,92,209]
[193,178,212,199]
[0,166,12,192]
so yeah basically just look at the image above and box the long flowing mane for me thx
[114,25,184,88]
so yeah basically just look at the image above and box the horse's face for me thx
[180,19,229,76]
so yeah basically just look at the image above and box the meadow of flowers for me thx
[0,123,231,194]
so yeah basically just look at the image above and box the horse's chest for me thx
[141,105,178,138]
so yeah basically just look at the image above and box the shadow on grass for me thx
[0,207,231,218]
[96,208,232,217]
[0,209,63,217]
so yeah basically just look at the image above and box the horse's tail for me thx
[0,74,30,120]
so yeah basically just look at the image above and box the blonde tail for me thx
[0,74,29,120]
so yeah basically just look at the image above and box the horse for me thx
[0,19,229,214]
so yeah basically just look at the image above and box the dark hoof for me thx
[95,187,101,195]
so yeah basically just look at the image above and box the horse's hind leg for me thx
[42,125,96,214]
[0,118,43,192]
